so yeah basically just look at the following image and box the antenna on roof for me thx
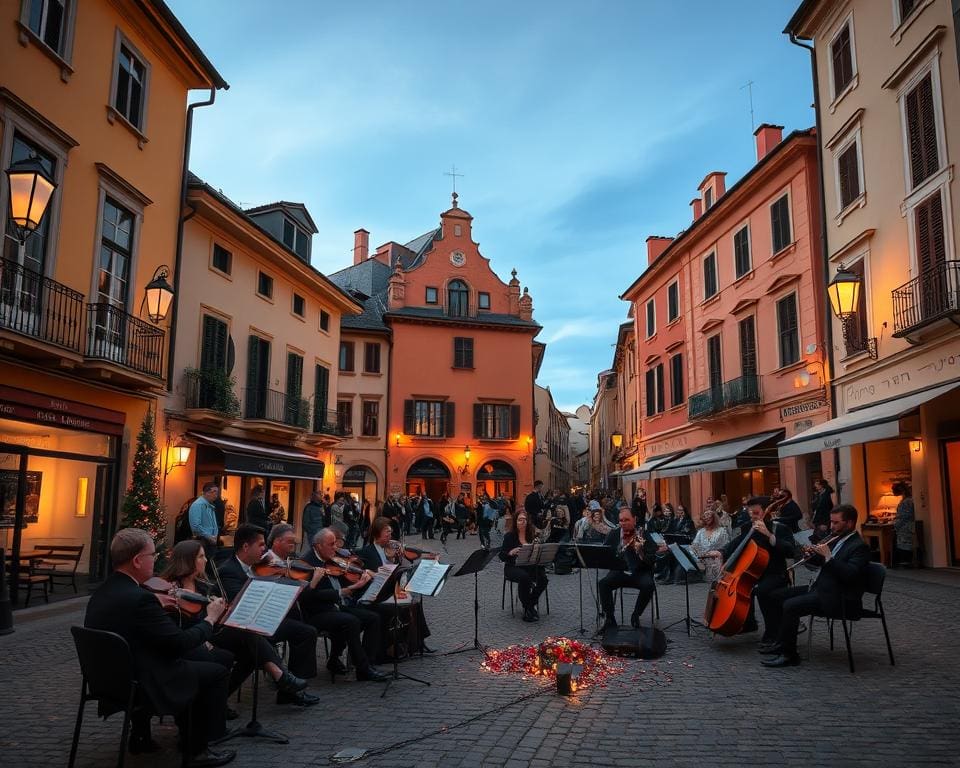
[740,80,756,132]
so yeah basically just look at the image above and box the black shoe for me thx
[757,643,783,655]
[357,667,391,682]
[602,618,618,631]
[225,706,240,721]
[187,748,237,767]
[531,605,540,619]
[274,670,308,694]
[761,654,801,668]
[128,735,161,755]
[420,644,436,653]
[522,608,538,623]
[326,658,348,675]
[276,690,320,706]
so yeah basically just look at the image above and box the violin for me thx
[400,544,439,561]
[142,576,210,616]
[252,557,316,581]
[323,555,366,583]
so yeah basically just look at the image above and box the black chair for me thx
[616,581,660,624]
[69,626,183,768]
[502,572,550,617]
[806,562,895,674]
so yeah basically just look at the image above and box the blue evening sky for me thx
[168,0,813,413]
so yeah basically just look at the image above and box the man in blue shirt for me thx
[189,482,220,566]
[419,493,435,540]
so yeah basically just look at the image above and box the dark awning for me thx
[188,432,324,480]
[477,460,516,480]
[654,430,783,478]
[407,458,451,478]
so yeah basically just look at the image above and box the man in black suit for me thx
[216,524,320,705]
[84,528,235,767]
[599,507,662,629]
[244,485,270,531]
[706,495,795,644]
[524,480,546,527]
[301,528,389,681]
[761,504,870,667]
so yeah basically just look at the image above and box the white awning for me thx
[620,450,690,481]
[777,380,960,458]
[654,430,783,478]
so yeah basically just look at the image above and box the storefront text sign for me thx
[0,385,125,436]
[840,342,960,411]
[780,399,826,420]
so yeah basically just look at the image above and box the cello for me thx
[703,523,771,636]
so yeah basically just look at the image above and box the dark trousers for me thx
[421,517,435,539]
[177,659,229,755]
[769,585,821,655]
[755,572,790,642]
[271,618,318,679]
[455,518,467,539]
[211,627,285,694]
[599,569,654,622]
[307,608,375,674]
[478,518,493,548]
[504,564,548,610]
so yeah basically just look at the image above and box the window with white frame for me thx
[111,36,149,131]
[667,280,680,322]
[733,225,751,279]
[645,298,656,337]
[829,17,857,100]
[22,0,73,58]
[835,133,864,212]
[903,70,943,192]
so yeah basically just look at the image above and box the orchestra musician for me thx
[160,540,312,704]
[500,509,549,623]
[300,528,391,682]
[760,504,870,667]
[84,528,236,768]
[215,524,320,706]
[600,507,662,630]
[705,495,795,645]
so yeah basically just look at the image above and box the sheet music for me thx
[514,543,560,566]
[677,543,706,572]
[406,559,452,596]
[649,532,666,546]
[793,530,814,547]
[359,564,395,603]
[222,577,303,636]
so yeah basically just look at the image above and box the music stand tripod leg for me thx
[213,640,288,744]
[444,570,488,655]
[381,592,431,698]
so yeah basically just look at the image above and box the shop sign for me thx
[0,385,125,436]
[793,419,814,433]
[780,399,826,420]
[223,451,324,479]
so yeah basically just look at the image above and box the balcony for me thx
[312,408,348,437]
[243,387,310,435]
[183,368,241,424]
[688,374,761,421]
[0,258,84,356]
[892,260,960,343]
[84,303,165,382]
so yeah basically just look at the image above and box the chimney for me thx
[353,229,369,265]
[646,236,674,265]
[754,123,784,161]
[690,197,703,221]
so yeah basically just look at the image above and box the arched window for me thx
[448,280,469,317]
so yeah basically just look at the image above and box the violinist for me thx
[705,495,795,645]
[300,528,389,681]
[600,507,662,630]
[761,504,870,667]
[770,488,803,533]
[84,528,235,768]
[161,540,314,704]
[216,525,320,706]
[500,509,550,623]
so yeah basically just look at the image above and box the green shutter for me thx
[445,402,456,437]
[403,399,415,434]
[473,404,483,438]
[510,404,521,439]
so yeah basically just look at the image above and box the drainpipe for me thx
[167,87,217,392]
[790,33,842,502]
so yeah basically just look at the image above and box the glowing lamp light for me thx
[611,432,624,449]
[395,433,401,447]
[827,265,862,319]
[166,441,191,474]
[144,266,175,323]
[5,155,56,243]
[910,438,922,453]
[464,445,471,461]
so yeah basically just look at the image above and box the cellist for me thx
[705,495,795,646]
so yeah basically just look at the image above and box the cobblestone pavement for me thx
[2,531,959,768]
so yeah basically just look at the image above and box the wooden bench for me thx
[30,544,84,594]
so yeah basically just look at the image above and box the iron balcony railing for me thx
[183,369,241,419]
[312,407,348,436]
[892,260,960,337]
[85,303,165,377]
[0,258,84,353]
[243,387,310,429]
[688,374,761,420]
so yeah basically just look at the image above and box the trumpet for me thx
[787,534,841,570]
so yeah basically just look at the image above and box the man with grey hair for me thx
[84,528,235,767]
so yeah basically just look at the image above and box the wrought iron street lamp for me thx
[144,265,175,323]
[827,264,877,359]
[5,156,57,244]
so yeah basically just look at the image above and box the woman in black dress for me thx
[500,509,549,622]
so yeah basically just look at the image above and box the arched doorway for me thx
[342,465,377,507]
[406,458,450,505]
[476,460,516,505]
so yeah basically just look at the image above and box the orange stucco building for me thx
[621,125,830,514]
[0,0,224,595]
[332,195,543,506]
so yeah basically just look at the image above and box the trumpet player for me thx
[599,508,664,630]
[760,504,870,668]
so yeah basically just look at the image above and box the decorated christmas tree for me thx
[119,408,167,568]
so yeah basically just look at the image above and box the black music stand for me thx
[445,547,500,656]
[569,544,624,634]
[662,543,706,636]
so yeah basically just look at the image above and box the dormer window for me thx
[448,279,469,317]
[282,216,310,260]
[704,187,714,209]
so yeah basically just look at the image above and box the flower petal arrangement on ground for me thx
[481,636,624,691]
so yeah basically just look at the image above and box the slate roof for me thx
[328,259,392,333]
[384,306,540,330]
[400,228,441,269]
[243,201,318,233]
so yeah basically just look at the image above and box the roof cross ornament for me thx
[444,164,464,208]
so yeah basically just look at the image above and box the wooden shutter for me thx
[645,369,655,417]
[200,316,228,371]
[655,363,665,413]
[916,190,946,273]
[314,364,329,416]
[445,402,456,438]
[708,335,722,390]
[473,404,483,438]
[246,335,261,391]
[286,352,303,398]
[403,399,415,434]
[906,74,939,189]
[838,144,859,209]
[739,317,757,377]
[510,404,521,439]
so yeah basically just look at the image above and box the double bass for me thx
[703,525,770,636]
